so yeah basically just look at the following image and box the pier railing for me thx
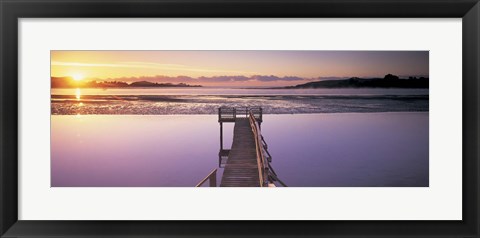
[195,168,217,187]
[219,107,262,123]
[197,107,285,187]
[248,111,287,187]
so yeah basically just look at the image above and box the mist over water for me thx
[51,87,429,96]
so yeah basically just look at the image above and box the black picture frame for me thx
[1,0,479,237]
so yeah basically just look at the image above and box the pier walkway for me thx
[220,118,260,187]
[196,107,286,187]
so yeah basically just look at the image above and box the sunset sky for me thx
[51,51,429,86]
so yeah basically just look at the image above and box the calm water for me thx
[51,112,429,187]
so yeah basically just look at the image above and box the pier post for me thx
[209,170,217,187]
[220,122,223,150]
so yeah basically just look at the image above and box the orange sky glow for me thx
[51,51,429,87]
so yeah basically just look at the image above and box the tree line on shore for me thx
[51,77,202,88]
[287,74,428,89]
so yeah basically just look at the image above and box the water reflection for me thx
[51,112,428,187]
[75,88,81,101]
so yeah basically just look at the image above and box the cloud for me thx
[51,61,259,75]
[51,61,132,68]
[198,76,251,82]
[93,75,307,84]
[252,75,303,82]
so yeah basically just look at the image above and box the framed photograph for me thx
[1,0,479,237]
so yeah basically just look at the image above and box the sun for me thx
[72,74,84,81]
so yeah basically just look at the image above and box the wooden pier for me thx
[220,118,260,187]
[196,107,286,187]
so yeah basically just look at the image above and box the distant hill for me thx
[128,81,200,88]
[51,77,201,88]
[51,77,76,88]
[287,74,428,89]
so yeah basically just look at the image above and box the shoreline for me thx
[51,111,429,117]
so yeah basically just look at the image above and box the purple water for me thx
[51,112,428,187]
[262,113,429,187]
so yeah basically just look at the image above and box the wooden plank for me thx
[220,118,261,187]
